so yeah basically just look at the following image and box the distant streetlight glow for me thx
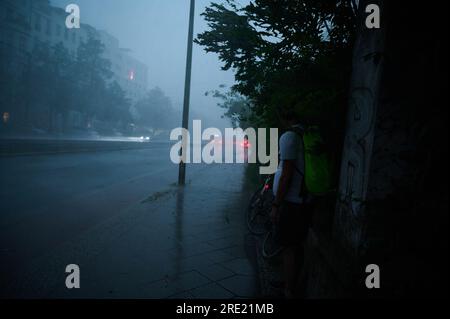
[3,112,10,123]
[128,70,135,80]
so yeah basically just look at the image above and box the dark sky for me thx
[51,0,249,128]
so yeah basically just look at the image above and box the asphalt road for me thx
[0,144,164,272]
[0,141,259,298]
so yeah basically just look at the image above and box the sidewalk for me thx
[5,163,261,299]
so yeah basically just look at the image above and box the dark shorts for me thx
[276,200,313,247]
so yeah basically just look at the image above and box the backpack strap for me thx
[287,127,309,200]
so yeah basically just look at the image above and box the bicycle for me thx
[246,175,284,258]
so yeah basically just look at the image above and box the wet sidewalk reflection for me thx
[7,163,260,298]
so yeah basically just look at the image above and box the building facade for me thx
[0,0,148,131]
[97,30,148,102]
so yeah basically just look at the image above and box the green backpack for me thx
[291,127,333,196]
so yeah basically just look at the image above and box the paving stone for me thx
[190,283,234,299]
[207,236,244,250]
[217,275,259,298]
[196,264,235,281]
[139,277,180,299]
[222,245,249,259]
[175,271,211,291]
[221,258,256,276]
[168,291,195,299]
[139,271,210,298]
[170,241,219,258]
[172,254,215,272]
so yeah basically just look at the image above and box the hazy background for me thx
[50,0,248,129]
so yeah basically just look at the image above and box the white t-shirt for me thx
[272,130,305,204]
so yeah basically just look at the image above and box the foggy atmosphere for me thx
[47,0,240,130]
[0,0,448,306]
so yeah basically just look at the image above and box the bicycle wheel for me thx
[247,188,272,235]
[262,228,283,258]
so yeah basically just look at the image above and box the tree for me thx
[4,33,133,135]
[206,85,253,128]
[50,43,75,131]
[28,42,54,130]
[26,42,76,132]
[0,58,19,130]
[74,34,113,125]
[102,81,132,128]
[134,87,178,130]
[196,0,357,152]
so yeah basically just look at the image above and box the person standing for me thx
[271,109,313,298]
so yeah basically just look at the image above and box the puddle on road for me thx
[141,189,175,203]
[140,179,192,204]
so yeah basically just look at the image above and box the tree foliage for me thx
[75,35,114,122]
[196,0,357,149]
[133,87,179,129]
[206,85,253,129]
[2,32,180,135]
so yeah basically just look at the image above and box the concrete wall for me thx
[305,0,448,298]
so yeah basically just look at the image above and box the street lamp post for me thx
[178,0,195,185]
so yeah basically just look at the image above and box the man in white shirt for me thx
[272,127,305,204]
[271,109,313,298]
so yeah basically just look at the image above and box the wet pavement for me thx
[0,143,260,298]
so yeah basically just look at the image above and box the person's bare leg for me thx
[283,246,297,297]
